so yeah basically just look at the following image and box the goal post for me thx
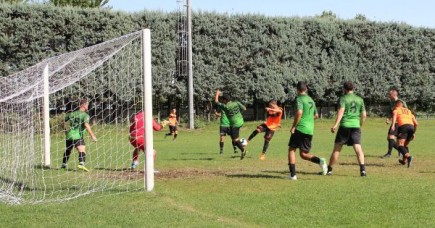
[142,29,154,191]
[0,29,155,204]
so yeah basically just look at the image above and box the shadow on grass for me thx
[94,167,139,172]
[180,153,210,155]
[339,162,385,167]
[226,173,283,179]
[166,158,214,161]
[262,170,323,176]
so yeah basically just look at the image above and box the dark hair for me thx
[79,98,88,106]
[268,100,277,106]
[389,87,399,95]
[395,100,404,106]
[296,81,307,92]
[221,93,231,101]
[343,81,354,91]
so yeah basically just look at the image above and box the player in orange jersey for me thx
[165,108,178,140]
[391,100,418,168]
[246,100,282,160]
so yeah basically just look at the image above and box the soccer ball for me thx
[240,138,248,146]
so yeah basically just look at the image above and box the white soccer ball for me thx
[240,138,248,146]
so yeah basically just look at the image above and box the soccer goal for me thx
[0,29,155,204]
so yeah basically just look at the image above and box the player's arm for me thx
[291,109,302,134]
[153,118,163,131]
[360,110,367,127]
[412,115,418,133]
[238,102,246,112]
[214,90,221,103]
[360,102,367,127]
[391,110,397,131]
[84,123,97,142]
[331,107,344,133]
[266,106,282,114]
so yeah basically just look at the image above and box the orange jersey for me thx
[265,108,283,131]
[394,107,414,127]
[169,113,177,126]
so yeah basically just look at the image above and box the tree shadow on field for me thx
[166,158,214,161]
[226,173,283,179]
[339,162,385,167]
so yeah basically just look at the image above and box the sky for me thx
[108,0,435,29]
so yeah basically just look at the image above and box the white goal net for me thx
[0,30,153,204]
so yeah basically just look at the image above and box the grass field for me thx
[1,118,435,227]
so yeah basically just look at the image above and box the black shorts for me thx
[66,139,85,149]
[334,127,361,146]
[169,125,177,133]
[288,130,312,152]
[388,123,399,136]
[220,126,231,136]
[257,123,275,141]
[397,124,415,141]
[230,127,241,140]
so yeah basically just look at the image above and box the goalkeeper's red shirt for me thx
[129,112,162,139]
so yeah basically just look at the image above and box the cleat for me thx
[361,171,367,177]
[77,165,89,172]
[407,156,413,168]
[288,175,297,181]
[382,153,391,158]
[326,171,333,176]
[154,169,160,174]
[259,153,266,161]
[61,164,67,169]
[234,150,238,154]
[319,158,327,175]
[240,149,247,160]
[219,151,223,155]
[398,159,406,165]
[131,163,137,169]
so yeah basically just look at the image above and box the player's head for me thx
[221,93,231,103]
[296,81,307,93]
[343,81,354,92]
[171,108,176,114]
[268,99,277,108]
[79,98,88,111]
[388,87,399,100]
[395,100,404,108]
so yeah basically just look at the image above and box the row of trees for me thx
[0,4,434,118]
[0,0,108,7]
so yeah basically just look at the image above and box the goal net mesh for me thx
[0,30,147,204]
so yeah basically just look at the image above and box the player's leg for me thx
[327,127,347,175]
[259,128,272,160]
[219,126,226,154]
[131,148,140,169]
[384,124,398,158]
[173,126,178,140]
[76,139,89,172]
[231,127,247,159]
[351,128,366,176]
[247,124,263,143]
[287,132,299,180]
[62,140,74,168]
[298,133,327,175]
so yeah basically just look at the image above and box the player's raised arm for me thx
[214,90,221,103]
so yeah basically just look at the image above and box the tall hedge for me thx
[1,3,434,113]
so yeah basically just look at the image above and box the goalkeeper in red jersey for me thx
[129,111,169,170]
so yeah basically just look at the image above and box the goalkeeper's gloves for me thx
[160,120,170,128]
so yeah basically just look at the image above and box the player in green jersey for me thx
[288,82,327,180]
[214,90,247,159]
[61,98,97,172]
[216,103,237,154]
[382,88,407,158]
[327,81,367,177]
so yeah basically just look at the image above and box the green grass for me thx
[2,118,435,227]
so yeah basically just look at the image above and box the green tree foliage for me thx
[1,4,435,114]
[48,0,109,8]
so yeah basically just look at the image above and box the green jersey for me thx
[65,110,90,140]
[216,101,245,128]
[339,93,366,128]
[295,94,317,135]
[216,106,230,127]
